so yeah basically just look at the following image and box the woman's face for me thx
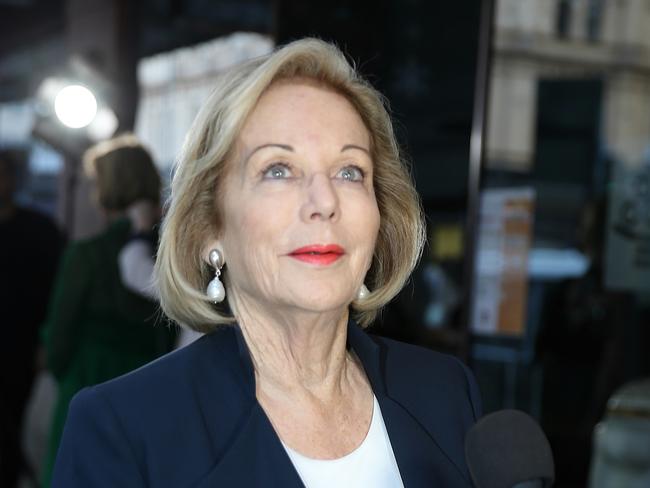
[216,80,380,316]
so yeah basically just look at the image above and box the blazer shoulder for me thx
[85,327,243,421]
[372,334,465,373]
[372,334,482,421]
[55,327,257,487]
[52,383,149,487]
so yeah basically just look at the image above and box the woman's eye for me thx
[262,163,292,180]
[336,165,365,182]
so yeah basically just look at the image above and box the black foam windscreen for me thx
[465,409,555,488]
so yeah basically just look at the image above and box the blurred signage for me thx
[472,188,535,336]
[605,161,650,294]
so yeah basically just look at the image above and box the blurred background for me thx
[1,0,649,487]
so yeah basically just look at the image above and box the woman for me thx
[41,136,175,487]
[52,39,481,487]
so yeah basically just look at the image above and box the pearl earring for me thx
[206,249,226,303]
[357,284,370,301]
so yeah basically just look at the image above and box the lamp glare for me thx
[54,84,98,129]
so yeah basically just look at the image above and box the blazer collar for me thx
[346,319,388,395]
[233,323,256,398]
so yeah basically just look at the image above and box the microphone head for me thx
[465,409,555,488]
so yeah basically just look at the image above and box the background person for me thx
[0,150,63,488]
[40,135,176,487]
[119,199,204,348]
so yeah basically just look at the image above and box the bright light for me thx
[88,107,119,141]
[54,84,97,128]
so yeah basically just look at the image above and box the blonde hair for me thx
[84,133,161,210]
[156,38,425,331]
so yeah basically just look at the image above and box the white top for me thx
[118,240,203,349]
[118,240,158,300]
[282,396,404,488]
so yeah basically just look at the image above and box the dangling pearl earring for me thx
[206,249,226,303]
[357,284,370,301]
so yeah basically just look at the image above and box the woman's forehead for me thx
[239,80,370,146]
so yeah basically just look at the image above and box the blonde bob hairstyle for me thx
[155,38,425,332]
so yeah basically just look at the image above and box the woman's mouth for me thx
[288,244,345,265]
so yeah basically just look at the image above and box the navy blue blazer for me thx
[52,322,482,487]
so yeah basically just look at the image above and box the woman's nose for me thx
[301,172,339,222]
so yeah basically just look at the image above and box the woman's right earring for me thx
[206,249,226,303]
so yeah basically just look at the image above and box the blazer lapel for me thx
[192,327,305,488]
[194,403,304,488]
[348,322,473,487]
[378,396,473,487]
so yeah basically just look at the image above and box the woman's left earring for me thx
[357,284,370,301]
[206,249,226,303]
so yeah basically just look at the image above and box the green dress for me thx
[40,219,175,487]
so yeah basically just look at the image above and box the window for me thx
[556,0,571,39]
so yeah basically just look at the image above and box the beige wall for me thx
[487,58,538,171]
[603,72,650,167]
[488,0,650,172]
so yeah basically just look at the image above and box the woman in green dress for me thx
[40,135,175,487]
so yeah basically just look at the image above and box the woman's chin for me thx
[283,290,354,316]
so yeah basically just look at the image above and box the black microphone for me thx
[465,409,555,488]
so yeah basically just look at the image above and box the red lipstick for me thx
[288,244,345,265]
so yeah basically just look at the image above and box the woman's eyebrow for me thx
[243,143,370,165]
[244,143,293,164]
[341,144,370,156]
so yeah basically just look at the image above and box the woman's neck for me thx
[234,298,352,398]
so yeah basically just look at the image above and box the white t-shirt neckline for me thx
[282,395,405,487]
